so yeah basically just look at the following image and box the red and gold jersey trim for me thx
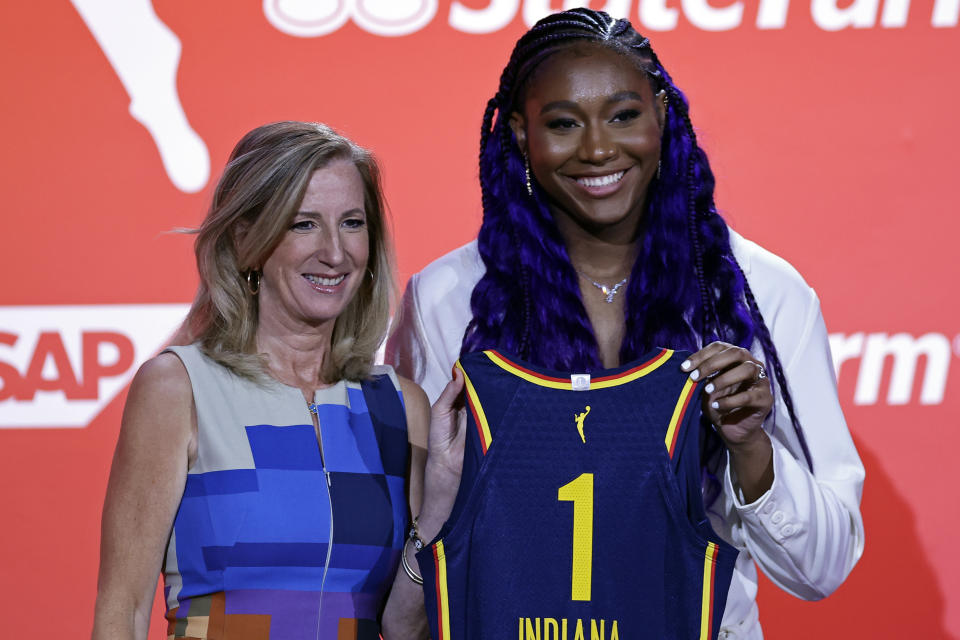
[433,541,451,640]
[665,377,698,458]
[483,349,673,390]
[455,360,493,454]
[699,541,719,640]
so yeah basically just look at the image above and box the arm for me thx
[725,296,865,599]
[381,374,465,640]
[91,353,196,640]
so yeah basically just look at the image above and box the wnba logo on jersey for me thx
[574,406,590,443]
[0,304,188,428]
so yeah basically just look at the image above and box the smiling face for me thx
[257,157,369,333]
[510,44,664,243]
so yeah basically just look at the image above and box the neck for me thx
[564,229,637,282]
[549,206,640,280]
[255,305,335,390]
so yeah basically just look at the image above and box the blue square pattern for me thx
[313,391,384,475]
[174,489,254,597]
[236,468,331,542]
[246,424,324,470]
[182,469,259,497]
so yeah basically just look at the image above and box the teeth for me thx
[304,274,346,286]
[577,171,625,188]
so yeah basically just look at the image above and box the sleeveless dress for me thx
[162,345,408,640]
[418,349,737,640]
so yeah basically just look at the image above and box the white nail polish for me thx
[711,401,719,410]
[705,383,715,393]
[680,359,692,371]
[689,369,699,381]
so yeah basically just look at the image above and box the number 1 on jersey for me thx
[557,472,594,601]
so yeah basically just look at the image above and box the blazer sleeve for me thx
[723,284,866,600]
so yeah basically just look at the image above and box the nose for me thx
[314,224,345,266]
[578,124,617,164]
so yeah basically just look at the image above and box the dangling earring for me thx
[524,154,533,197]
[246,270,260,295]
[658,93,668,182]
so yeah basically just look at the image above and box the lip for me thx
[302,272,348,293]
[566,168,629,198]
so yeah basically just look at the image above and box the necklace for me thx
[578,271,628,304]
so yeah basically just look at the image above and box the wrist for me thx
[727,431,774,503]
[725,427,771,458]
[412,508,447,542]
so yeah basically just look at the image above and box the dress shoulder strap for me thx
[361,365,408,478]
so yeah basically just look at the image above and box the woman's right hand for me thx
[418,368,466,534]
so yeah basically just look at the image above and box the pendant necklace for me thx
[577,271,628,304]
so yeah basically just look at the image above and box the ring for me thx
[755,363,767,380]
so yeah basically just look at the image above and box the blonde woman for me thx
[92,122,462,640]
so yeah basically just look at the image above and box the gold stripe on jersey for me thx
[665,378,698,458]
[699,542,719,640]
[456,360,493,454]
[484,349,673,390]
[434,541,451,640]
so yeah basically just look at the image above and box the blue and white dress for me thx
[162,344,408,640]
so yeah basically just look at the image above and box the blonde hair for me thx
[179,121,395,382]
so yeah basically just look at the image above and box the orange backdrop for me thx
[1,1,958,637]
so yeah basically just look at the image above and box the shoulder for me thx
[367,365,429,422]
[729,229,811,296]
[414,239,483,290]
[129,351,193,405]
[408,240,483,312]
[121,352,196,452]
[728,228,823,363]
[388,241,482,397]
[729,228,820,320]
[369,363,402,390]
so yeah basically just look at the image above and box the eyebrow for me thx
[296,208,366,218]
[540,91,646,115]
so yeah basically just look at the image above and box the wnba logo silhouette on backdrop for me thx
[70,0,209,193]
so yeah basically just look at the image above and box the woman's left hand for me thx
[681,341,776,502]
[682,341,773,447]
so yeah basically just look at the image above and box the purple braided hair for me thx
[462,8,813,473]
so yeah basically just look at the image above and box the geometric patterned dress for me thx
[162,345,409,640]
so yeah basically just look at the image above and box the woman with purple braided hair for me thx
[390,8,864,638]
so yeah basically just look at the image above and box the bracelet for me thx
[401,517,424,585]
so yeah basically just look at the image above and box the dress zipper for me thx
[308,400,335,640]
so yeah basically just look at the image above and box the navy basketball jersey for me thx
[417,349,737,640]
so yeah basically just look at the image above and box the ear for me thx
[232,219,255,269]
[508,111,528,156]
[655,89,667,134]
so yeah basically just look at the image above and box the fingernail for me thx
[705,383,715,393]
[711,401,719,409]
[680,359,692,371]
[689,369,699,381]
